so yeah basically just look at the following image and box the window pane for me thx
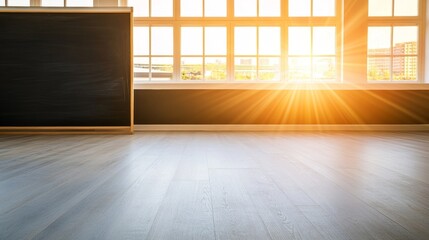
[289,27,311,55]
[181,57,203,80]
[128,0,149,17]
[7,0,30,6]
[205,58,227,80]
[152,0,173,17]
[235,58,257,80]
[393,56,417,80]
[394,0,418,16]
[259,0,281,17]
[368,27,391,55]
[205,0,227,17]
[393,26,418,55]
[134,57,149,81]
[67,0,93,7]
[41,0,64,6]
[259,58,281,81]
[181,27,203,55]
[181,0,203,17]
[368,0,392,16]
[235,0,257,17]
[289,0,310,17]
[313,57,336,80]
[134,27,149,55]
[288,57,311,81]
[205,27,227,55]
[259,27,281,55]
[152,27,173,55]
[368,57,391,80]
[235,27,257,55]
[313,27,336,55]
[313,0,336,16]
[152,57,173,80]
[0,0,4,6]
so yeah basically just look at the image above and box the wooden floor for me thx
[1,132,429,240]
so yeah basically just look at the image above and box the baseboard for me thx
[135,124,429,132]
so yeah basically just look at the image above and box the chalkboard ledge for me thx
[0,127,133,135]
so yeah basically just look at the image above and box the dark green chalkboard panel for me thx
[0,10,132,128]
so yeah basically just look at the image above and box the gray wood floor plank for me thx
[235,169,324,240]
[299,156,429,238]
[146,181,215,240]
[0,134,166,240]
[173,133,210,181]
[0,132,428,240]
[0,135,146,216]
[209,169,272,240]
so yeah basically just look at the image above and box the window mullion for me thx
[311,27,314,80]
[390,25,394,81]
[203,27,206,81]
[149,26,152,81]
[256,27,259,80]
[228,23,234,82]
[174,23,181,81]
[283,21,287,82]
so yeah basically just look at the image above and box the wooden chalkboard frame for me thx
[0,8,134,134]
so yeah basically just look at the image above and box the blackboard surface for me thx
[0,11,131,127]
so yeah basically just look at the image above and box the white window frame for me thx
[127,0,342,85]
[368,0,425,83]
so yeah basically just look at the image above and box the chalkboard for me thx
[0,9,132,132]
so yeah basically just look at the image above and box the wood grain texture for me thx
[0,132,428,240]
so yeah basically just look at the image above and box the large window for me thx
[129,0,342,83]
[368,0,422,82]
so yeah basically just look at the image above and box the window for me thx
[134,26,174,81]
[181,0,227,17]
[289,0,336,17]
[288,0,339,81]
[128,0,173,17]
[0,0,5,6]
[7,0,30,6]
[128,0,341,83]
[234,27,281,81]
[234,0,281,17]
[66,0,92,7]
[368,0,421,82]
[126,0,426,86]
[368,0,419,17]
[288,27,337,81]
[181,27,227,80]
[41,0,64,7]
